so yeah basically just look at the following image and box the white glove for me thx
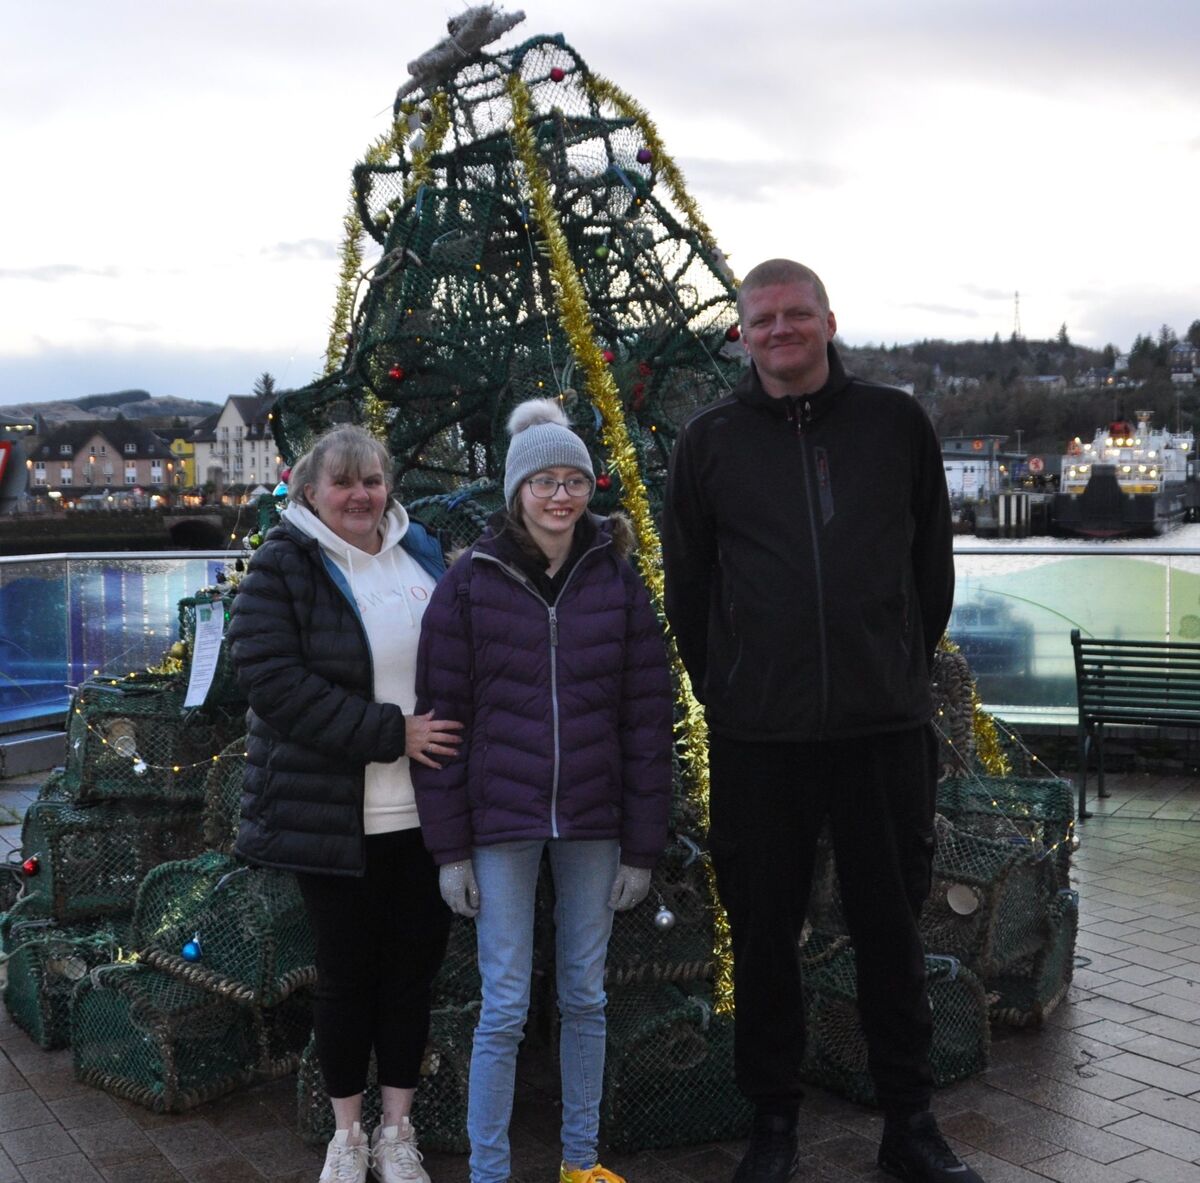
[438,859,480,917]
[607,863,652,911]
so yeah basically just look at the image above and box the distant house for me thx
[29,420,174,501]
[1023,375,1067,392]
[163,435,196,491]
[1169,342,1199,385]
[191,396,280,496]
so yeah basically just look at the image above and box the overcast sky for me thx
[4,0,1198,405]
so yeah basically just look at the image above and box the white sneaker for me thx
[370,1117,430,1183]
[320,1123,370,1183]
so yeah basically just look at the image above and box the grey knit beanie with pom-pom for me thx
[503,398,595,507]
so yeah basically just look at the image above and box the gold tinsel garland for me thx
[403,92,451,200]
[506,72,732,1010]
[585,75,723,263]
[322,94,451,438]
[938,637,1012,776]
[323,118,409,376]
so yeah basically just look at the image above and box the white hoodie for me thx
[283,499,436,834]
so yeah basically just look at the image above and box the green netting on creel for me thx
[606,837,715,986]
[0,867,22,916]
[270,33,742,513]
[71,964,258,1112]
[987,888,1078,1028]
[937,776,1074,887]
[36,768,73,803]
[202,738,247,854]
[600,982,751,1151]
[0,893,56,950]
[407,487,498,554]
[177,593,245,709]
[806,812,1059,979]
[63,675,245,804]
[2,921,127,1049]
[296,1004,476,1153]
[133,851,314,1008]
[797,934,990,1107]
[431,913,480,1006]
[931,648,976,773]
[253,988,314,1079]
[921,813,1058,978]
[20,797,205,921]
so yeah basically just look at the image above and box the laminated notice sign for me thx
[184,598,225,708]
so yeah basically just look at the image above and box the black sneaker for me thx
[731,1114,800,1183]
[877,1112,983,1182]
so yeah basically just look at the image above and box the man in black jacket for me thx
[662,260,977,1183]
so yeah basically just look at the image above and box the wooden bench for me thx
[1071,629,1200,818]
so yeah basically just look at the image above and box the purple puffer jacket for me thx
[412,514,673,868]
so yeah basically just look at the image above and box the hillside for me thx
[0,391,222,426]
[841,334,1196,455]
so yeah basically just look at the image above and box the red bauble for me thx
[630,382,647,411]
[388,365,405,381]
[637,361,653,377]
[601,350,615,364]
[550,66,566,82]
[596,474,612,490]
[726,326,741,341]
[21,856,39,877]
[279,467,292,483]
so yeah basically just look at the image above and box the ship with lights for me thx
[1052,413,1198,537]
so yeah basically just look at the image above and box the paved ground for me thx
[0,767,1198,1183]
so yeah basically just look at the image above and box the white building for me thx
[192,396,280,496]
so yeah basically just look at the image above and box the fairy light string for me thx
[506,68,732,1011]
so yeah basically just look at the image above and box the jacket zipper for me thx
[785,398,830,736]
[473,535,610,839]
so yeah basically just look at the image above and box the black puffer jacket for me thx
[228,514,442,876]
[662,343,954,742]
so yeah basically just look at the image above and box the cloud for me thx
[960,285,1013,303]
[0,264,119,283]
[906,303,981,320]
[261,239,339,262]
[678,157,844,202]
[0,342,325,405]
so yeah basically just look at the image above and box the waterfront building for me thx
[28,420,175,506]
[191,395,280,500]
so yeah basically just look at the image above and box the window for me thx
[125,468,137,485]
[124,443,137,454]
[59,444,72,455]
[33,463,46,485]
[60,468,73,485]
[99,445,106,455]
[150,463,163,481]
[103,465,113,478]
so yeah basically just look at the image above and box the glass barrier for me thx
[0,553,230,729]
[3,545,1199,732]
[950,542,1200,723]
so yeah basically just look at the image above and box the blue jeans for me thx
[468,839,619,1183]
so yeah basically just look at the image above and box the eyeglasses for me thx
[527,475,593,499]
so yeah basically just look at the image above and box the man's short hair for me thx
[737,259,830,320]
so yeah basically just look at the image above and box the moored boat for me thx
[1052,413,1198,538]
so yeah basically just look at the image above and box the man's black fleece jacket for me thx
[661,343,955,743]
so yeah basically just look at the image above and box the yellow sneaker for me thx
[559,1165,626,1183]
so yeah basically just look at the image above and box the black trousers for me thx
[708,726,937,1115]
[295,828,451,1098]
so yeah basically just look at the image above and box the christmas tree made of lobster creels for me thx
[271,4,745,529]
